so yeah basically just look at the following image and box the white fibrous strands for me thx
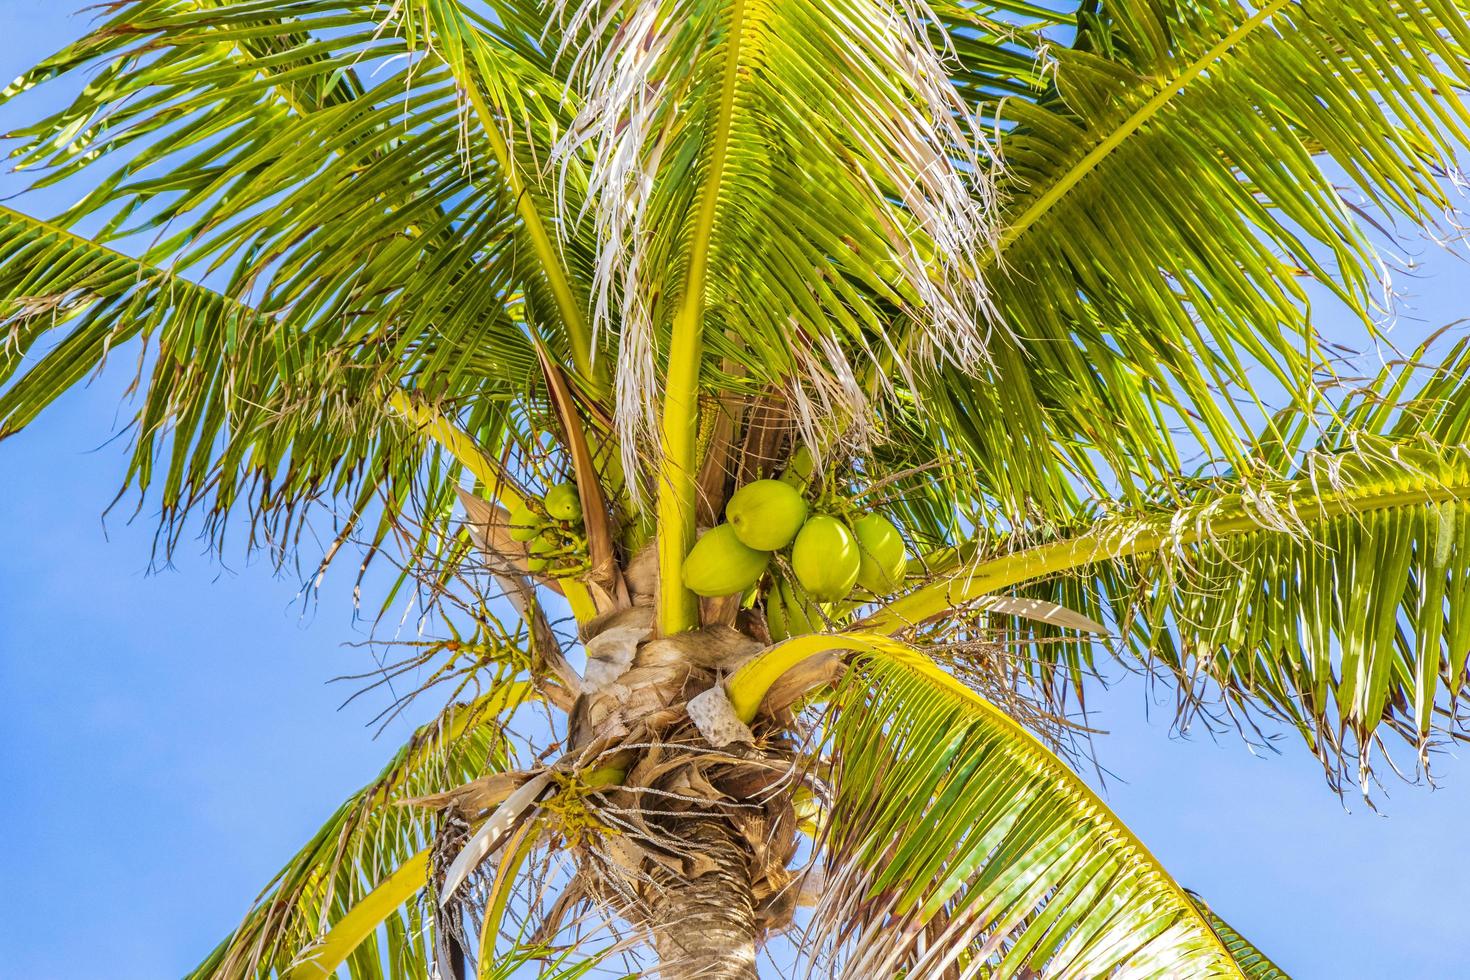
[788,332,875,469]
[549,0,1003,483]
[550,0,681,490]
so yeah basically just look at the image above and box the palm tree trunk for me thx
[651,818,758,980]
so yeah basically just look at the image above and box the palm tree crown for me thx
[5,0,1470,976]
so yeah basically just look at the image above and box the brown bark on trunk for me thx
[651,818,759,980]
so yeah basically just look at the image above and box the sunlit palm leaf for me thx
[0,205,254,440]
[868,434,1470,790]
[806,637,1249,978]
[187,684,529,980]
[555,0,1001,434]
[1,1,564,564]
[0,205,456,575]
[916,0,1470,529]
[1188,891,1291,980]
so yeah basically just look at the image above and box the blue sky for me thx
[3,2,1470,977]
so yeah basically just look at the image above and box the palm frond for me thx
[919,0,1470,524]
[0,205,253,438]
[1188,891,1291,980]
[414,0,603,389]
[803,636,1248,978]
[868,432,1470,790]
[0,205,462,572]
[188,684,530,980]
[540,0,1007,626]
[1,1,576,561]
[555,0,1002,428]
[288,849,431,980]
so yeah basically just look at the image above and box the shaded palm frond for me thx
[0,206,480,572]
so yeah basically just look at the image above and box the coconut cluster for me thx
[508,482,589,577]
[682,476,909,637]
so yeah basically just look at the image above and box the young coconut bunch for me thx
[7,0,1470,977]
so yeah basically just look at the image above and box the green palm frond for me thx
[412,0,603,389]
[1189,891,1291,980]
[0,205,255,439]
[287,849,433,980]
[934,2,1074,113]
[868,431,1470,789]
[0,0,614,574]
[804,637,1258,978]
[916,0,1470,524]
[188,684,529,980]
[7,2,549,379]
[0,205,448,568]
[536,0,1012,625]
[556,0,1001,402]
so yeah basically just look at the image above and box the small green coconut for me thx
[852,513,908,594]
[506,500,543,542]
[778,445,816,489]
[766,584,790,641]
[726,479,809,550]
[683,525,771,597]
[791,515,860,601]
[778,579,822,636]
[526,534,559,574]
[543,482,582,522]
[766,580,821,640]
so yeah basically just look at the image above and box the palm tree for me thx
[5,0,1470,975]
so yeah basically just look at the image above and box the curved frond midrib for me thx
[656,0,750,635]
[993,0,1294,257]
[794,633,1246,976]
[424,3,601,390]
[867,454,1470,631]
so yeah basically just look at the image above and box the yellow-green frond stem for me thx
[863,460,1470,634]
[390,392,528,511]
[725,632,872,722]
[392,392,600,625]
[287,849,430,980]
[655,0,749,636]
[421,3,603,394]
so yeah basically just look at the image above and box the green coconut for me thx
[726,479,809,550]
[526,534,558,574]
[778,580,822,636]
[506,500,543,542]
[852,513,908,594]
[791,515,860,601]
[543,482,582,522]
[766,585,790,641]
[779,445,817,489]
[682,525,771,597]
